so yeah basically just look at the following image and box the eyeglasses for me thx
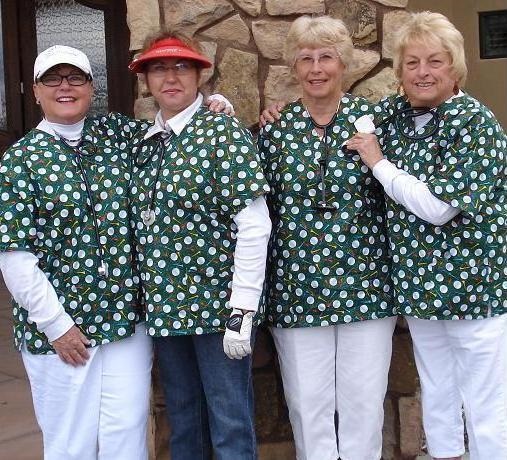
[38,73,91,87]
[146,61,195,76]
[295,52,340,68]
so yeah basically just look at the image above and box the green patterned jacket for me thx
[0,113,147,353]
[130,107,270,337]
[376,93,507,319]
[259,95,395,328]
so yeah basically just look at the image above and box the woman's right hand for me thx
[345,133,384,170]
[259,101,286,127]
[51,325,91,366]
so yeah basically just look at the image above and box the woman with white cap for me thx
[0,45,153,460]
[128,31,271,460]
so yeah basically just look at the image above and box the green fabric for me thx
[258,95,395,328]
[377,93,507,319]
[0,112,148,354]
[130,107,270,337]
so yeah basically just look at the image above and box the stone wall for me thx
[126,0,411,128]
[125,0,426,458]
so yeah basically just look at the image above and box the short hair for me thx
[140,29,205,74]
[284,16,353,69]
[392,11,467,86]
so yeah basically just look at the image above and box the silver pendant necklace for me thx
[139,133,169,227]
[141,208,156,226]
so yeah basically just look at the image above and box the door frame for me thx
[0,1,24,149]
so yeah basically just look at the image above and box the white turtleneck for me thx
[37,117,85,145]
[0,118,85,343]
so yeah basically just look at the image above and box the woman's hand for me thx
[345,133,384,170]
[205,94,235,116]
[51,325,91,366]
[259,101,286,127]
[223,309,254,359]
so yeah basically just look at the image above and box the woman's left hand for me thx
[223,308,254,359]
[345,133,384,170]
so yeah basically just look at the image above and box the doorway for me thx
[0,0,134,152]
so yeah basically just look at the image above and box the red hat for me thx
[128,37,212,73]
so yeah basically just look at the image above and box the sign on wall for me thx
[479,10,507,59]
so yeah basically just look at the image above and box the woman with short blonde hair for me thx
[259,15,396,460]
[347,11,507,460]
[392,11,467,87]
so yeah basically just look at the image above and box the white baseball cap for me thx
[33,45,93,81]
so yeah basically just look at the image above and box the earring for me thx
[397,84,405,96]
[453,83,459,95]
[35,99,40,105]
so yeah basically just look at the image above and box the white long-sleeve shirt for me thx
[0,251,75,341]
[373,159,460,226]
[230,196,271,310]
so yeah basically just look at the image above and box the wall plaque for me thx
[479,10,507,59]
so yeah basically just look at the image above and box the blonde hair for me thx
[393,11,467,86]
[140,29,205,76]
[284,16,353,69]
[141,29,204,57]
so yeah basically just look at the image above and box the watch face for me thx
[226,315,243,333]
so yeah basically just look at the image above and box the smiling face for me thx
[401,40,457,108]
[33,64,93,124]
[144,58,200,121]
[294,47,345,104]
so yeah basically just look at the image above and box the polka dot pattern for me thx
[0,112,148,353]
[377,93,507,320]
[130,108,269,336]
[258,96,395,328]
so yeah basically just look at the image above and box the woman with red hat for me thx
[128,31,271,460]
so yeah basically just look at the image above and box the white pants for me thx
[22,323,153,460]
[271,317,397,460]
[406,316,507,460]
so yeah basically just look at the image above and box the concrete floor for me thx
[0,278,42,459]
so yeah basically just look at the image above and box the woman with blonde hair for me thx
[258,15,396,460]
[347,11,507,460]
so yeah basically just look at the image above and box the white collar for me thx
[36,117,85,142]
[144,93,204,140]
